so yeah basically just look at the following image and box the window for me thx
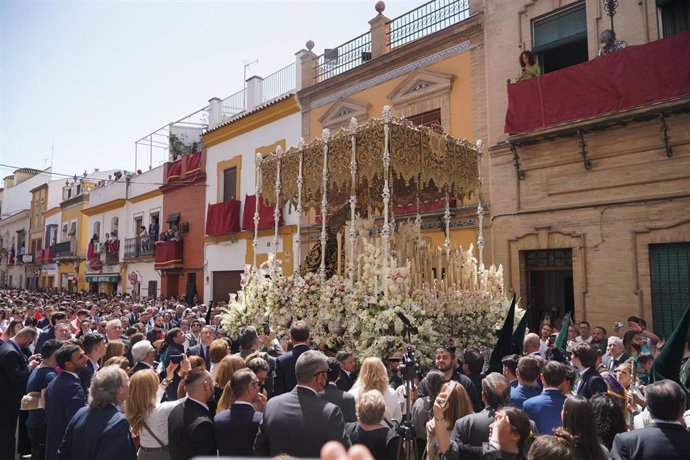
[407,109,442,127]
[532,2,588,73]
[658,0,690,37]
[68,221,77,236]
[223,167,237,202]
[134,216,143,235]
[650,243,690,338]
[93,222,101,240]
[61,224,68,241]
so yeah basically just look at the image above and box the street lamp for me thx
[603,0,619,31]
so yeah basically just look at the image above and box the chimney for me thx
[246,75,264,111]
[208,97,222,128]
[295,40,317,90]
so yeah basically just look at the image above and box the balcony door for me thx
[522,249,575,330]
[532,2,588,73]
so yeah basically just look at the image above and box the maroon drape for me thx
[154,240,183,266]
[206,200,241,235]
[167,160,182,180]
[505,31,690,134]
[185,152,202,173]
[242,194,280,230]
[395,198,457,214]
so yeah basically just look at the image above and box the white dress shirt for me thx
[139,386,184,448]
[349,383,402,423]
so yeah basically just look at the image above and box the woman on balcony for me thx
[514,50,541,82]
[139,226,150,253]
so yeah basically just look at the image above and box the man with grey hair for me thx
[57,365,136,459]
[129,339,157,376]
[254,350,350,457]
[105,318,133,366]
[603,336,628,371]
[446,372,513,448]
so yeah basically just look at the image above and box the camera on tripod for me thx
[398,345,421,384]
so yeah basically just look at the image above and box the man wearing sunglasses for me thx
[254,350,350,457]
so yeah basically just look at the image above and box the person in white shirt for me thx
[348,357,402,424]
[125,361,182,459]
[575,321,593,343]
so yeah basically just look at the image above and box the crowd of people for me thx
[1,288,690,460]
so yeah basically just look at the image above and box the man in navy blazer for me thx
[0,327,39,459]
[168,369,216,460]
[611,379,690,459]
[322,357,357,422]
[273,320,310,395]
[57,365,136,460]
[45,344,87,460]
[572,342,607,399]
[509,355,542,409]
[254,350,350,457]
[214,368,264,456]
[523,361,568,434]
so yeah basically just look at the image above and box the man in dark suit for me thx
[214,368,264,456]
[57,365,136,460]
[611,379,690,459]
[129,339,157,376]
[273,319,310,395]
[37,304,54,329]
[323,357,357,422]
[254,350,350,457]
[45,344,88,460]
[235,325,277,397]
[0,327,39,459]
[186,324,215,370]
[335,350,357,392]
[78,332,106,393]
[602,336,629,371]
[509,355,541,409]
[523,361,568,435]
[572,342,607,399]
[168,369,216,460]
[35,311,68,353]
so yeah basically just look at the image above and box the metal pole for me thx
[294,138,305,276]
[381,106,391,298]
[272,146,283,276]
[348,118,358,286]
[252,153,263,272]
[319,129,330,281]
[476,139,485,269]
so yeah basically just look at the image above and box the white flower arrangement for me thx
[222,246,515,368]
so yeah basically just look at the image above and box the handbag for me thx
[142,422,167,449]
[20,391,41,411]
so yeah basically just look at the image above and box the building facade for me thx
[202,94,302,302]
[295,0,486,271]
[482,0,690,334]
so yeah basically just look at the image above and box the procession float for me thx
[222,107,520,363]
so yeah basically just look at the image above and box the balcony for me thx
[505,31,690,135]
[54,241,75,259]
[206,200,241,236]
[165,151,205,183]
[38,247,55,264]
[154,240,183,269]
[124,236,155,259]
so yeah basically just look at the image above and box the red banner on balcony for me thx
[167,159,182,180]
[154,240,183,267]
[242,194,281,230]
[505,31,690,134]
[185,152,203,174]
[206,200,241,235]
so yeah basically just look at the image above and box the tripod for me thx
[395,315,421,460]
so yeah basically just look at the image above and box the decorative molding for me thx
[308,40,472,110]
[318,98,371,131]
[387,69,454,106]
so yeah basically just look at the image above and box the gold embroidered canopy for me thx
[260,117,479,211]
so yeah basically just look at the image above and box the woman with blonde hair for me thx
[349,357,402,423]
[103,355,130,374]
[426,381,474,460]
[125,362,181,459]
[215,355,248,412]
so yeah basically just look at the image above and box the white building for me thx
[201,90,301,302]
[82,167,163,297]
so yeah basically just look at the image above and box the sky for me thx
[0,0,423,179]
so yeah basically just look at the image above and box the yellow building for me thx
[295,0,485,260]
[55,178,97,292]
